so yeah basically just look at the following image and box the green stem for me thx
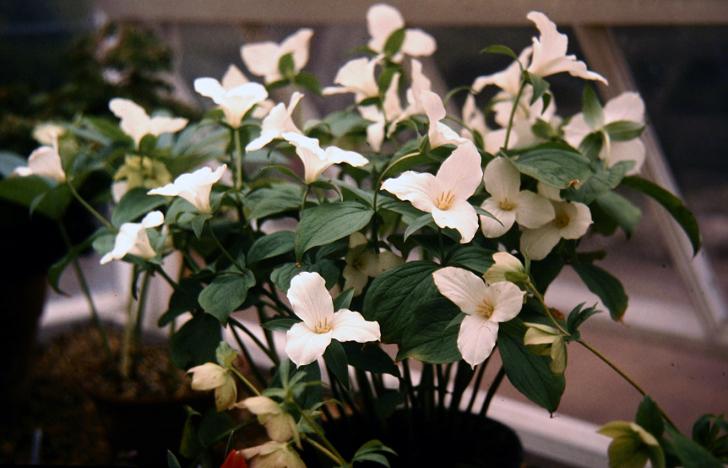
[479,366,506,417]
[229,317,278,365]
[502,77,527,151]
[209,227,245,272]
[466,358,488,413]
[132,270,151,370]
[230,325,268,387]
[256,305,280,364]
[232,128,244,190]
[230,366,261,396]
[67,182,114,230]
[155,264,179,289]
[298,406,347,466]
[304,436,345,467]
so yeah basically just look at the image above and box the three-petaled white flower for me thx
[358,73,402,151]
[420,90,468,148]
[220,65,274,118]
[366,3,436,59]
[187,362,237,411]
[563,92,645,174]
[100,211,164,265]
[282,132,368,184]
[461,94,508,154]
[519,184,592,260]
[241,28,314,83]
[109,98,188,147]
[284,272,381,366]
[148,165,227,213]
[433,266,525,367]
[14,141,66,182]
[382,142,482,243]
[236,396,298,444]
[322,57,379,102]
[526,11,607,84]
[485,251,526,284]
[194,77,268,128]
[246,92,304,151]
[480,157,555,237]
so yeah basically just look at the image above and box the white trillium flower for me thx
[420,90,468,148]
[473,47,531,96]
[14,142,66,182]
[480,157,555,237]
[241,28,314,83]
[485,252,526,284]
[563,92,646,174]
[187,362,237,411]
[241,441,305,468]
[433,266,525,367]
[358,73,403,151]
[382,141,482,243]
[237,396,298,443]
[282,132,368,184]
[520,197,592,260]
[246,92,304,151]
[322,57,379,102]
[194,77,268,128]
[32,123,65,146]
[100,211,164,265]
[109,98,188,147]
[220,65,274,118]
[366,3,436,59]
[284,272,381,366]
[526,11,607,84]
[461,94,509,154]
[148,165,227,213]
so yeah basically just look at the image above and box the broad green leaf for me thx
[111,187,166,226]
[582,85,604,128]
[635,396,665,438]
[667,426,723,468]
[323,340,349,390]
[572,262,628,321]
[383,28,406,56]
[0,176,71,220]
[604,120,644,141]
[278,52,295,78]
[343,342,399,377]
[262,317,299,331]
[565,303,600,336]
[247,231,295,264]
[403,213,434,241]
[498,320,566,412]
[170,313,221,369]
[396,296,461,363]
[197,409,235,447]
[594,191,642,236]
[563,161,633,204]
[245,183,303,220]
[333,288,355,310]
[445,244,495,274]
[295,201,373,258]
[622,176,701,255]
[270,259,339,293]
[158,277,203,326]
[198,271,256,323]
[363,261,440,343]
[294,71,322,95]
[509,145,592,189]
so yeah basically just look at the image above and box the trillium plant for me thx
[9,4,724,468]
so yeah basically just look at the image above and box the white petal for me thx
[281,28,314,72]
[421,90,446,125]
[141,210,164,228]
[558,201,592,239]
[603,92,644,124]
[188,363,227,390]
[520,224,562,260]
[323,58,379,100]
[514,190,555,228]
[381,171,438,213]
[435,142,483,201]
[221,64,248,89]
[193,78,226,103]
[382,73,403,120]
[483,157,520,200]
[430,122,467,148]
[606,139,645,175]
[537,182,562,201]
[286,272,334,329]
[472,47,531,95]
[240,395,281,415]
[367,3,404,51]
[109,98,151,146]
[25,146,65,182]
[562,112,591,148]
[483,128,508,154]
[485,282,525,323]
[331,309,381,343]
[324,146,369,167]
[432,200,479,243]
[402,29,436,56]
[215,377,237,411]
[282,132,330,183]
[485,252,524,284]
[479,198,516,238]
[241,41,281,82]
[409,58,432,100]
[432,266,488,315]
[457,314,499,367]
[366,121,385,152]
[148,115,188,137]
[285,322,332,366]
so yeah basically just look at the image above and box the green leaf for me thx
[48,230,102,294]
[445,245,495,274]
[363,261,440,343]
[198,271,256,324]
[397,296,461,363]
[247,231,295,264]
[295,201,373,258]
[0,176,71,220]
[159,277,203,326]
[294,71,322,94]
[245,183,302,220]
[563,161,633,204]
[607,435,651,468]
[622,176,701,255]
[572,262,628,321]
[197,409,235,447]
[509,144,592,189]
[383,28,406,56]
[604,120,644,141]
[403,213,434,241]
[262,317,299,331]
[636,396,665,438]
[528,73,550,106]
[498,320,565,412]
[333,288,355,310]
[166,450,181,468]
[565,303,600,336]
[111,188,167,226]
[323,340,349,389]
[270,259,339,293]
[667,426,723,468]
[480,44,519,62]
[278,52,295,78]
[582,85,604,129]
[343,342,399,377]
[170,313,221,369]
[594,191,642,236]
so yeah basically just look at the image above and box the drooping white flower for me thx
[194,77,268,128]
[241,441,305,468]
[433,266,525,367]
[148,165,227,213]
[343,232,403,295]
[366,3,436,59]
[32,123,65,146]
[109,98,188,147]
[241,28,314,83]
[100,211,164,265]
[485,252,526,284]
[237,396,298,443]
[520,198,592,260]
[187,362,237,411]
[480,157,555,237]
[461,94,509,154]
[220,65,274,118]
[13,143,66,182]
[420,90,468,148]
[563,92,646,174]
[282,132,368,184]
[526,12,607,83]
[358,73,403,151]
[322,57,379,102]
[246,92,304,151]
[284,272,380,366]
[391,59,433,127]
[381,141,482,243]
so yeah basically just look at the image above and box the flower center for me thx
[313,319,333,334]
[554,212,570,229]
[435,191,455,210]
[498,198,516,211]
[476,300,494,319]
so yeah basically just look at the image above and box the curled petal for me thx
[331,309,381,343]
[558,201,592,239]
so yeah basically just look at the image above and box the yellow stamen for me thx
[435,191,455,210]
[476,301,494,319]
[313,319,333,334]
[498,198,516,211]
[554,212,570,229]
